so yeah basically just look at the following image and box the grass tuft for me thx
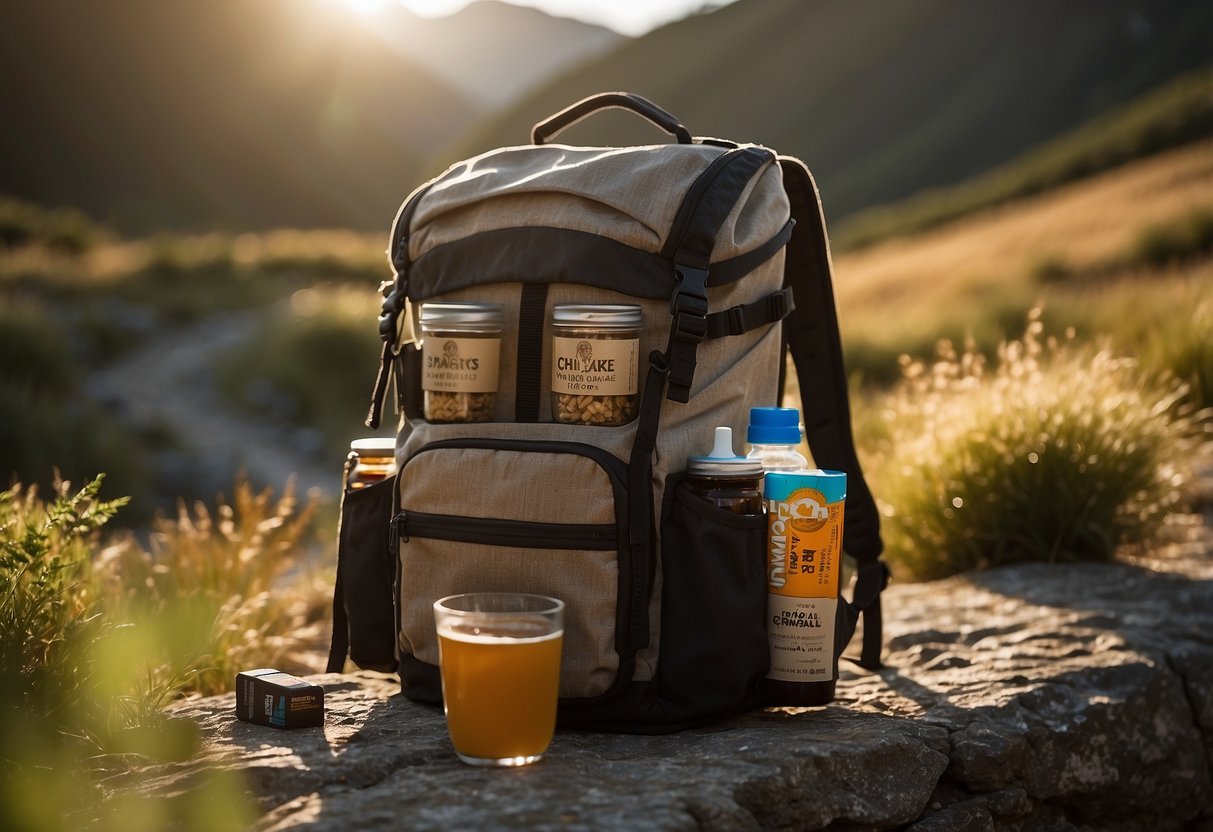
[0,474,326,830]
[870,309,1208,580]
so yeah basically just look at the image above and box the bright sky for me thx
[392,0,736,36]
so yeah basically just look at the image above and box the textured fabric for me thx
[394,137,789,703]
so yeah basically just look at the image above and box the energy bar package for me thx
[235,668,324,729]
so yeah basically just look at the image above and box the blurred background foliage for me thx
[0,0,1210,826]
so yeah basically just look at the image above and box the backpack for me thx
[327,92,889,733]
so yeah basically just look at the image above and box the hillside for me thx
[834,67,1213,249]
[450,0,1212,221]
[372,1,623,108]
[0,0,618,233]
[830,139,1213,386]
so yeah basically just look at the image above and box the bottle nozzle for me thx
[709,426,736,459]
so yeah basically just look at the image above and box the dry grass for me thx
[833,141,1213,334]
[0,228,386,287]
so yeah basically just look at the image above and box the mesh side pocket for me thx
[657,473,768,720]
[330,476,397,673]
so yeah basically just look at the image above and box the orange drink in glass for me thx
[433,593,564,766]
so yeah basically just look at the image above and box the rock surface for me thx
[158,517,1212,831]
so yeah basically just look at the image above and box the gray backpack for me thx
[329,93,888,732]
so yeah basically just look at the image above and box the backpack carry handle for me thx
[532,92,693,145]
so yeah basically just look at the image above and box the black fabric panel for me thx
[663,146,774,267]
[412,227,670,301]
[656,473,768,716]
[328,476,398,673]
[393,344,422,420]
[399,654,442,705]
[515,283,547,422]
[708,218,794,285]
[406,226,788,301]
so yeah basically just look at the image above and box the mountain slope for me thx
[449,0,1213,220]
[0,0,479,231]
[372,1,624,108]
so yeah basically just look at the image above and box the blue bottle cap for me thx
[747,407,802,445]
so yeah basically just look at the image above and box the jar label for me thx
[551,336,638,396]
[422,337,500,393]
[764,483,844,682]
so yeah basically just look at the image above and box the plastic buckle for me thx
[768,288,792,322]
[378,274,407,343]
[649,350,671,375]
[726,305,746,336]
[673,311,707,344]
[669,264,709,343]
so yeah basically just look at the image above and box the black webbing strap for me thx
[778,155,888,670]
[704,287,794,340]
[625,351,671,651]
[325,558,349,673]
[662,146,775,402]
[366,181,436,429]
[515,284,548,422]
[326,455,357,673]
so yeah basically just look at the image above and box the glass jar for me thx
[420,302,504,423]
[346,437,397,490]
[550,304,641,426]
[685,427,764,515]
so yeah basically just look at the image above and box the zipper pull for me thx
[389,511,408,554]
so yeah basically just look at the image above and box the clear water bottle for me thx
[746,407,810,473]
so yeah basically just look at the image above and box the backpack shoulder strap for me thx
[777,155,889,670]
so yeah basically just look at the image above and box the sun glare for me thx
[329,0,394,15]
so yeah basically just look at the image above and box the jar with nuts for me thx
[551,304,641,426]
[420,301,503,423]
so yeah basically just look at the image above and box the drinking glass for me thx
[433,592,564,766]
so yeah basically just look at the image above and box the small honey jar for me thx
[345,437,398,491]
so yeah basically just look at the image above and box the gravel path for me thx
[85,311,340,500]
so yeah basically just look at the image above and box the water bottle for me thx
[746,407,810,473]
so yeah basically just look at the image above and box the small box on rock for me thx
[235,669,324,729]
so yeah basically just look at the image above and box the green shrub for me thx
[1128,206,1213,268]
[0,474,316,831]
[871,310,1206,580]
[101,479,326,696]
[0,302,78,396]
[0,304,156,514]
[1140,296,1213,412]
[0,198,104,255]
[217,290,382,454]
[843,287,1039,390]
[1045,268,1213,411]
[1030,253,1073,285]
[0,477,127,733]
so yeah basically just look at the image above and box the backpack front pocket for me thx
[395,439,634,702]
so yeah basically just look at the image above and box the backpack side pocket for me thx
[656,472,768,721]
[327,475,398,673]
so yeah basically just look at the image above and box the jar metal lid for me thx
[552,304,642,328]
[420,302,504,327]
[350,437,396,457]
[687,456,764,478]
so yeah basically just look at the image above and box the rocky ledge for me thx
[155,519,1211,831]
